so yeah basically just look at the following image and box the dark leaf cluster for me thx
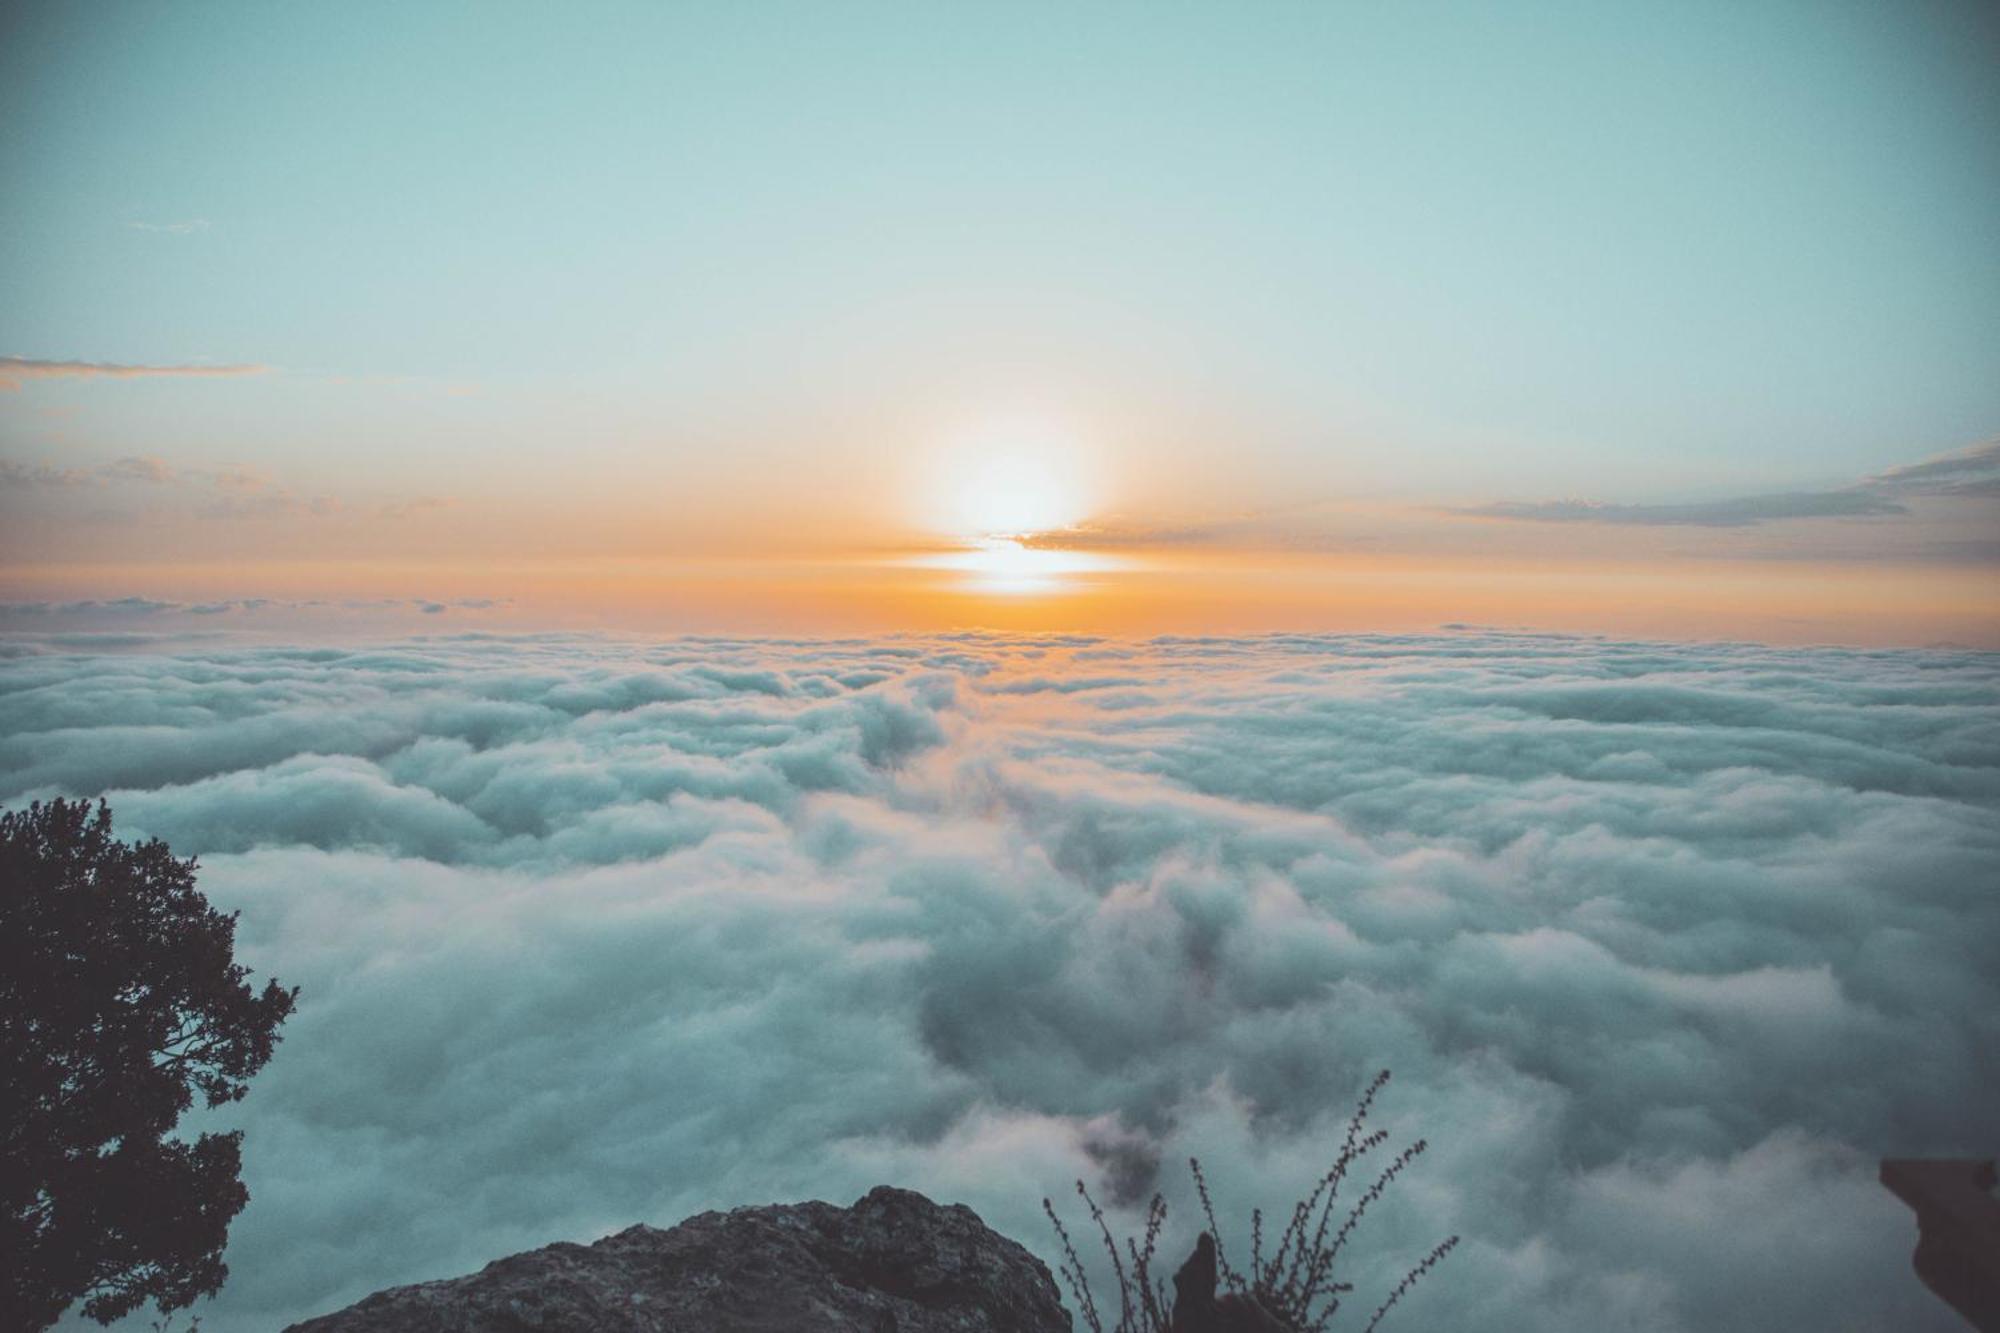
[2,799,297,1331]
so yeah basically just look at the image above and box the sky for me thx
[9,630,1994,1333]
[3,0,1998,643]
[4,11,1998,1330]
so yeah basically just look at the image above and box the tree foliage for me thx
[1,799,297,1331]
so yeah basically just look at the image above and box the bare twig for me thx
[1043,1071,1456,1332]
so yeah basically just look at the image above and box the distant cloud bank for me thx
[7,632,1994,1333]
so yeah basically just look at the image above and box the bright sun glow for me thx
[920,538,1120,595]
[932,417,1093,538]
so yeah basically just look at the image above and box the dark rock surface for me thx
[283,1185,1071,1333]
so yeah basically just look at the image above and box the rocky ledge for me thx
[284,1185,1071,1333]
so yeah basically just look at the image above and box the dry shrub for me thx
[1044,1071,1458,1333]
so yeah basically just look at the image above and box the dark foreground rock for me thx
[284,1185,1071,1333]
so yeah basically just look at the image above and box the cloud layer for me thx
[5,631,1994,1333]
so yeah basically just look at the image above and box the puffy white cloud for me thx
[5,630,1992,1333]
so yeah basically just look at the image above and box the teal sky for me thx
[1,0,1996,638]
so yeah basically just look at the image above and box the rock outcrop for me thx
[284,1185,1071,1333]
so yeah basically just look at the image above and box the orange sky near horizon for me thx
[6,545,1994,648]
[6,396,1998,649]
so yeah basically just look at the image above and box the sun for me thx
[931,416,1092,538]
[924,537,1118,595]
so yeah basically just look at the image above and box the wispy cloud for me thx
[2,453,452,523]
[1451,438,2000,528]
[1010,440,2000,554]
[378,495,455,519]
[0,357,267,390]
[169,463,341,520]
[0,455,180,488]
[1015,502,1362,552]
[1864,438,2000,496]
[0,460,96,488]
[0,596,508,621]
[1016,516,1247,550]
[196,488,343,520]
[100,455,178,483]
[1449,492,1907,527]
[125,218,211,235]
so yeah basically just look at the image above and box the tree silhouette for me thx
[1,799,297,1330]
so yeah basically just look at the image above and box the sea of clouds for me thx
[4,629,1995,1333]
